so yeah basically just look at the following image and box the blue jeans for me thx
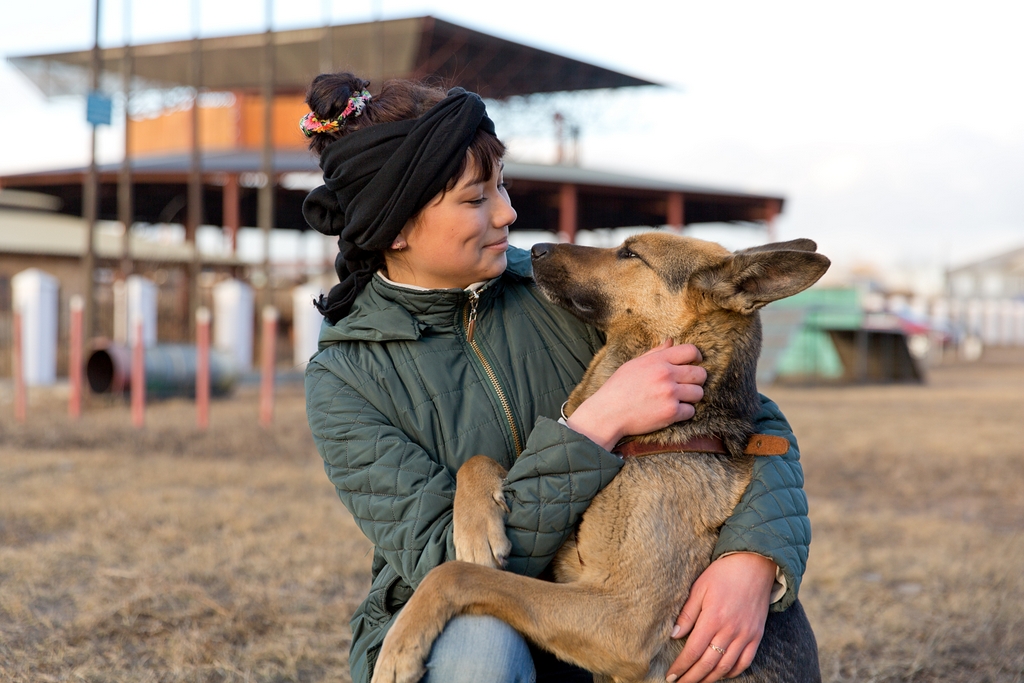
[420,615,593,683]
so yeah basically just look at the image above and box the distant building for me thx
[2,16,787,377]
[947,245,1024,300]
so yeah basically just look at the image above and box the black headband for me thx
[302,87,495,323]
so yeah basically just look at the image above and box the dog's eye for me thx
[618,247,638,259]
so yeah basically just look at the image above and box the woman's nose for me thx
[495,194,517,228]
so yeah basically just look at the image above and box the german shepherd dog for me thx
[372,233,830,683]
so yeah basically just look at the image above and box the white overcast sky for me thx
[1,0,1022,279]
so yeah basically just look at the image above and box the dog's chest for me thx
[551,454,753,584]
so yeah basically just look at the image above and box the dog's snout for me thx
[531,243,554,260]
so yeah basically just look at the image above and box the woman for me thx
[302,74,809,683]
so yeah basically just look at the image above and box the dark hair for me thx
[304,72,505,190]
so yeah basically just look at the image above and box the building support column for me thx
[223,173,240,256]
[558,183,577,244]
[118,26,134,278]
[764,199,782,243]
[83,0,101,341]
[257,0,276,313]
[186,26,203,339]
[666,192,684,231]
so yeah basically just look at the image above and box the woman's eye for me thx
[499,180,512,191]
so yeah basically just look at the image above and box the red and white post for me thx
[131,319,145,428]
[196,306,211,430]
[258,306,278,428]
[68,295,84,419]
[12,308,26,423]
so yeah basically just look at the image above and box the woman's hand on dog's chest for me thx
[566,339,706,451]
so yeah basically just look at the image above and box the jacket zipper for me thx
[464,290,523,456]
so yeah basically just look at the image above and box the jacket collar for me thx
[318,245,534,347]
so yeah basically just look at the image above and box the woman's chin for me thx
[476,251,508,281]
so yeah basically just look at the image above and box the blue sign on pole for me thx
[86,91,113,126]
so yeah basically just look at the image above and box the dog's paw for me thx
[453,487,511,568]
[371,613,432,683]
[454,456,512,569]
[371,642,427,683]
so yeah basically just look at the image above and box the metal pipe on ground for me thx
[86,341,237,399]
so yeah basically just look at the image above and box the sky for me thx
[1,0,1023,289]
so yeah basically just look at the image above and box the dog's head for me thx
[531,233,830,343]
[533,233,830,437]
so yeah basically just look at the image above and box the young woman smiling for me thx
[302,73,809,683]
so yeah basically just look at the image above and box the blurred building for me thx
[1,16,785,376]
[946,245,1024,300]
[941,245,1024,350]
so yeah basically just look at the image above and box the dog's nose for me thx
[531,243,553,260]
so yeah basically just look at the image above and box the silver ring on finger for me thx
[709,643,726,655]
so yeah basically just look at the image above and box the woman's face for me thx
[384,158,517,290]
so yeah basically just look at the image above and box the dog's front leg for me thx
[453,455,512,569]
[371,578,454,683]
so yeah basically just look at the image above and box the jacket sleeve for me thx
[712,395,810,611]
[502,417,623,577]
[306,361,623,590]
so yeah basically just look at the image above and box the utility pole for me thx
[370,0,383,82]
[258,0,275,313]
[187,0,203,338]
[118,0,134,278]
[82,0,103,341]
[320,0,333,73]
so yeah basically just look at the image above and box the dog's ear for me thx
[693,249,831,314]
[736,238,818,255]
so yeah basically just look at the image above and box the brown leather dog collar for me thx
[614,433,790,458]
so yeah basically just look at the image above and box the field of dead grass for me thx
[1,356,1023,682]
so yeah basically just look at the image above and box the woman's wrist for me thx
[564,402,622,452]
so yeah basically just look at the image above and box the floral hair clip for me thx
[299,89,372,138]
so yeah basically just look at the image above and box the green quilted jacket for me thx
[304,247,810,683]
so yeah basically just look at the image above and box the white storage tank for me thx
[113,275,159,347]
[292,282,326,367]
[11,268,59,386]
[213,278,254,372]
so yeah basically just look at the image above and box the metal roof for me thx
[0,154,784,232]
[947,245,1024,276]
[8,16,656,99]
[0,153,782,202]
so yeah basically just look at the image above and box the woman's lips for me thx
[484,237,509,250]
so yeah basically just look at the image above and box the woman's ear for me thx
[391,228,409,251]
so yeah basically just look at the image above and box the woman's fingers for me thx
[640,337,675,356]
[658,340,704,366]
[724,641,759,679]
[673,375,705,404]
[667,555,774,682]
[673,363,707,385]
[567,340,707,446]
[675,640,742,683]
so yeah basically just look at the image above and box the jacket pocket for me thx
[363,564,403,627]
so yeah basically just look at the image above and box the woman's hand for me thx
[666,553,777,683]
[566,339,706,451]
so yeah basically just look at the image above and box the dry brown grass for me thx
[2,357,1023,682]
[1,385,373,682]
[776,354,1024,683]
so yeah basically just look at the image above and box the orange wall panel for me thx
[239,94,308,150]
[129,94,306,156]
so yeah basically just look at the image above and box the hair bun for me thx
[307,72,371,122]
